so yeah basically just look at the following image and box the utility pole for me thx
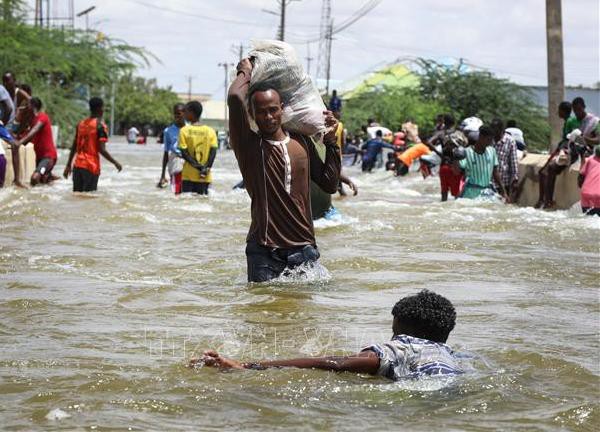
[232,43,246,62]
[34,0,40,26]
[218,63,234,131]
[305,42,314,76]
[325,19,333,97]
[316,0,331,87]
[69,0,74,28]
[264,1,299,42]
[185,75,193,101]
[546,0,565,149]
[279,0,285,41]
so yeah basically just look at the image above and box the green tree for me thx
[1,0,26,22]
[343,86,449,137]
[112,74,180,134]
[418,60,550,150]
[0,13,177,145]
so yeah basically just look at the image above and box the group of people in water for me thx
[339,97,600,212]
[2,61,599,382]
[190,59,462,380]
[0,71,122,192]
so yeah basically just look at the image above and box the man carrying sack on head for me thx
[228,57,341,283]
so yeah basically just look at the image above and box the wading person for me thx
[13,97,58,186]
[178,101,218,195]
[457,125,508,201]
[157,103,185,194]
[0,72,27,188]
[63,97,122,192]
[578,145,600,216]
[190,290,462,380]
[311,110,357,219]
[361,129,394,172]
[228,58,341,283]
[429,114,467,201]
[536,101,580,209]
[491,118,519,198]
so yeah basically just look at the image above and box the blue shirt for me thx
[362,138,393,162]
[329,96,342,112]
[363,334,462,380]
[163,123,181,155]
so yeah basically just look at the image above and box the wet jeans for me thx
[245,241,320,283]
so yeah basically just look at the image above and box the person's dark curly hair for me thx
[392,290,456,343]
[185,101,203,120]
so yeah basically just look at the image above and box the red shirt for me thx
[73,117,108,175]
[31,112,57,161]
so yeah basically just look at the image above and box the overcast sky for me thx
[28,0,600,98]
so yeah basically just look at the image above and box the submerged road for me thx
[1,138,598,430]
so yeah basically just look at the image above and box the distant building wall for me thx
[526,86,600,115]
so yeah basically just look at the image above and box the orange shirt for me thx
[398,143,431,167]
[73,117,108,175]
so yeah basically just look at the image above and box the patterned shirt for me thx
[459,146,499,188]
[493,132,519,187]
[362,334,462,380]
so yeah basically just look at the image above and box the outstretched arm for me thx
[191,350,380,375]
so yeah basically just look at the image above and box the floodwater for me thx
[1,139,598,431]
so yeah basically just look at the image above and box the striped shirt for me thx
[459,146,498,188]
[493,132,519,187]
[362,335,462,380]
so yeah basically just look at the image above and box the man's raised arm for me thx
[227,59,253,154]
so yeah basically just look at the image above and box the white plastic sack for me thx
[366,126,393,141]
[248,40,327,137]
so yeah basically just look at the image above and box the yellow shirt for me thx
[335,121,344,149]
[178,124,218,183]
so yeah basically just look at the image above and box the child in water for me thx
[190,290,462,380]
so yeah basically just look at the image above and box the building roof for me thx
[176,92,213,103]
[339,63,420,99]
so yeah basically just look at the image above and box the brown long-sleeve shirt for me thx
[228,70,341,249]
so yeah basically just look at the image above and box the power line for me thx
[298,0,382,44]
[127,0,270,27]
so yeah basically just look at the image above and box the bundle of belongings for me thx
[247,40,328,139]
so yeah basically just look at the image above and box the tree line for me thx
[0,1,179,146]
[343,60,550,151]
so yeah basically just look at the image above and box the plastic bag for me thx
[402,121,421,143]
[248,40,327,137]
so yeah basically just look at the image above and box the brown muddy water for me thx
[1,139,599,431]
